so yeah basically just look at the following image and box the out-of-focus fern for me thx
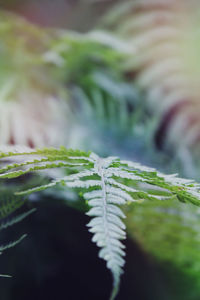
[0,11,68,147]
[0,146,200,299]
[47,30,140,137]
[102,0,200,177]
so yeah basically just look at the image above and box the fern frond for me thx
[0,192,26,220]
[103,0,200,175]
[0,187,36,276]
[0,12,69,148]
[48,30,139,140]
[1,146,200,298]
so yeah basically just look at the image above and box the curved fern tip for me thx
[110,276,120,300]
